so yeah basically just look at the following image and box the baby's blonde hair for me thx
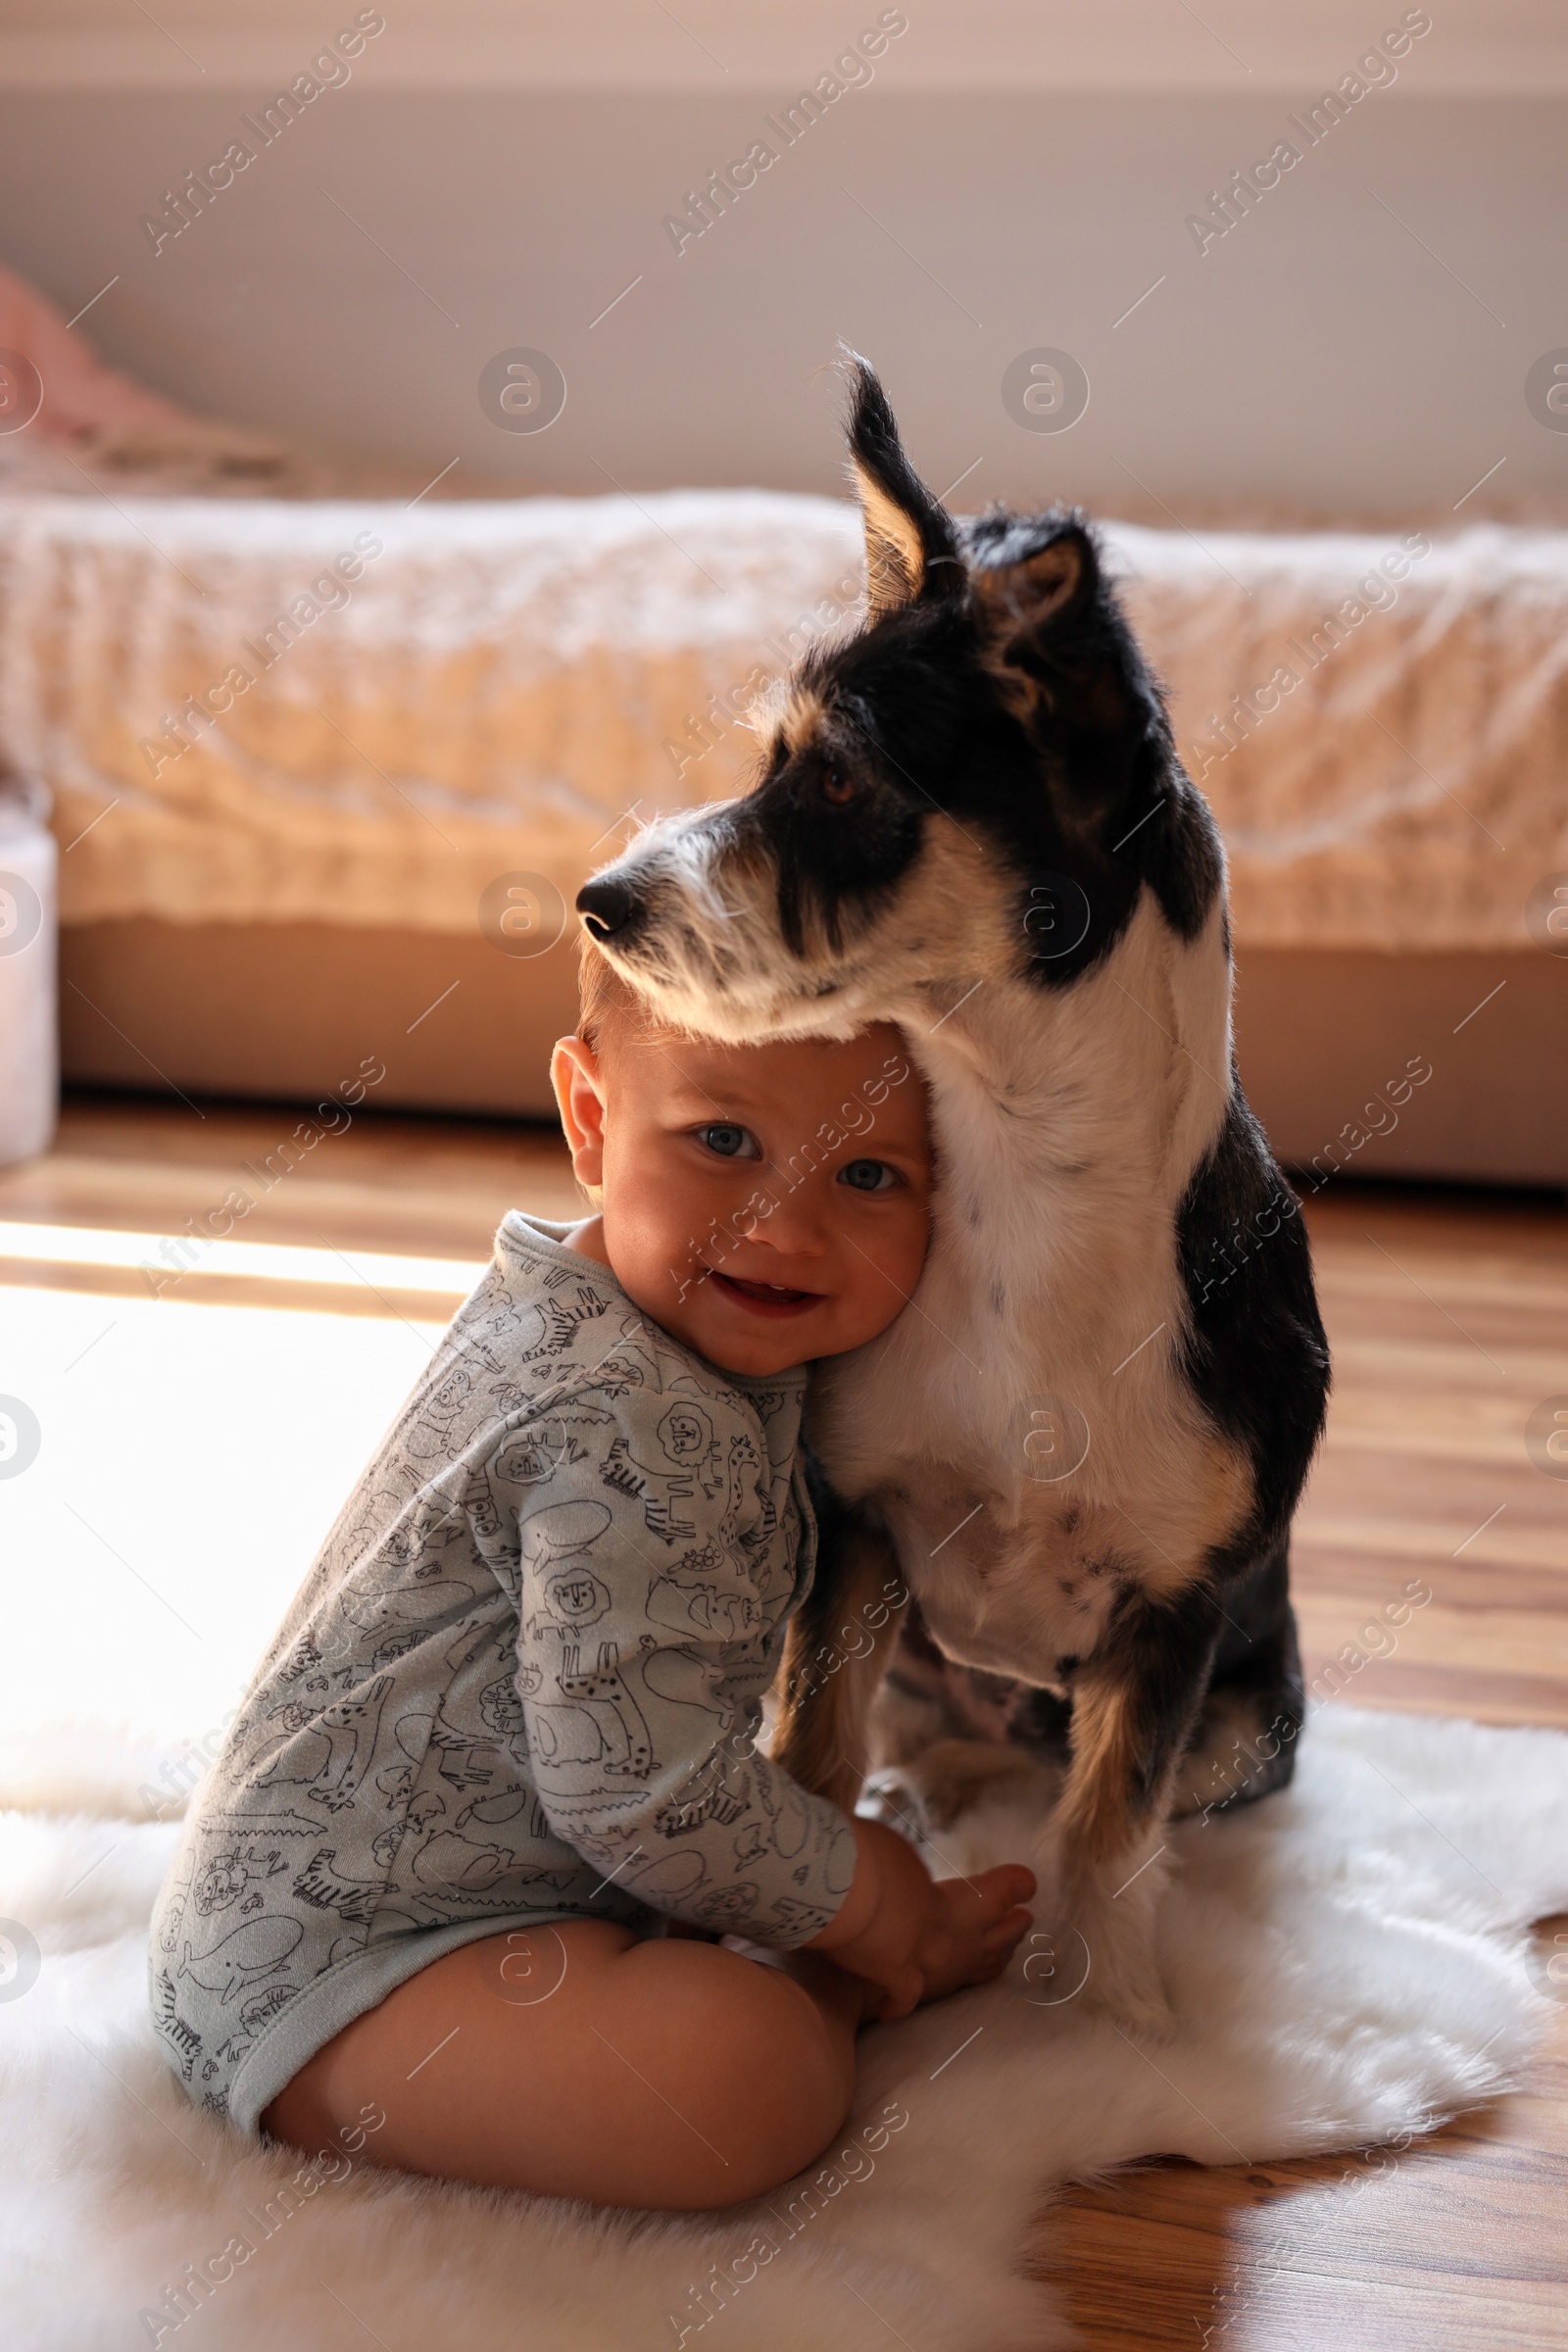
[575,931,647,1054]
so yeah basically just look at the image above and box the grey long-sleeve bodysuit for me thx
[148,1213,858,2133]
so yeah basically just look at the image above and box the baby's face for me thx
[552,1020,932,1376]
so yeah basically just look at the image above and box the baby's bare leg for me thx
[261,1920,873,2210]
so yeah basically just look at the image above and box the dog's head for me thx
[576,357,1224,1040]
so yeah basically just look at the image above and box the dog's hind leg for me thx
[859,1738,1060,1844]
[855,1603,1067,1833]
[1170,1536,1305,1820]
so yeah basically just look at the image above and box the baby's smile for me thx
[706,1267,824,1317]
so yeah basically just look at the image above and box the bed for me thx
[3,482,1564,1183]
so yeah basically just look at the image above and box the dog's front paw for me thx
[1076,1951,1176,2041]
[1016,1900,1174,2036]
[1045,1845,1178,2039]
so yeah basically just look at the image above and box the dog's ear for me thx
[967,516,1129,736]
[842,353,961,618]
[968,516,1097,644]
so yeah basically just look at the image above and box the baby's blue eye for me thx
[697,1123,759,1160]
[839,1158,897,1193]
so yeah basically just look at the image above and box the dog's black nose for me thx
[576,877,639,940]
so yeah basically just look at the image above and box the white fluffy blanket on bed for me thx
[1,488,1561,952]
[3,1704,1563,2352]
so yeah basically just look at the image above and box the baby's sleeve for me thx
[491,1390,859,1949]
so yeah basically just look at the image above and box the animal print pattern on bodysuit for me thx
[147,1214,858,2135]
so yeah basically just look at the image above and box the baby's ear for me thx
[550,1036,607,1191]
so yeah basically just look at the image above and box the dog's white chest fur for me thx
[806,894,1245,1685]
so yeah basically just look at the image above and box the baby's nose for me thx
[748,1190,831,1258]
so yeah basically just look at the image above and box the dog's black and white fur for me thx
[576,361,1331,2028]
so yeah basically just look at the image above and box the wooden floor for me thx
[4,1093,1567,2349]
[1053,1178,1568,2352]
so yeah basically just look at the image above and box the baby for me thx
[148,945,1034,2210]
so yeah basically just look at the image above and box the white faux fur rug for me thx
[3,1704,1564,2352]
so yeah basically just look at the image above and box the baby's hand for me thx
[809,1819,1035,2021]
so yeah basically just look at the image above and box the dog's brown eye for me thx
[822,765,857,806]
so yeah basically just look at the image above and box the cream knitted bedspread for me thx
[0,489,1559,949]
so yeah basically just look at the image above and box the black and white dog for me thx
[577,361,1330,2028]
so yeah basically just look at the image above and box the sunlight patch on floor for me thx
[0,1283,448,1749]
[0,1219,484,1298]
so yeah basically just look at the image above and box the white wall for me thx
[0,0,1564,514]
